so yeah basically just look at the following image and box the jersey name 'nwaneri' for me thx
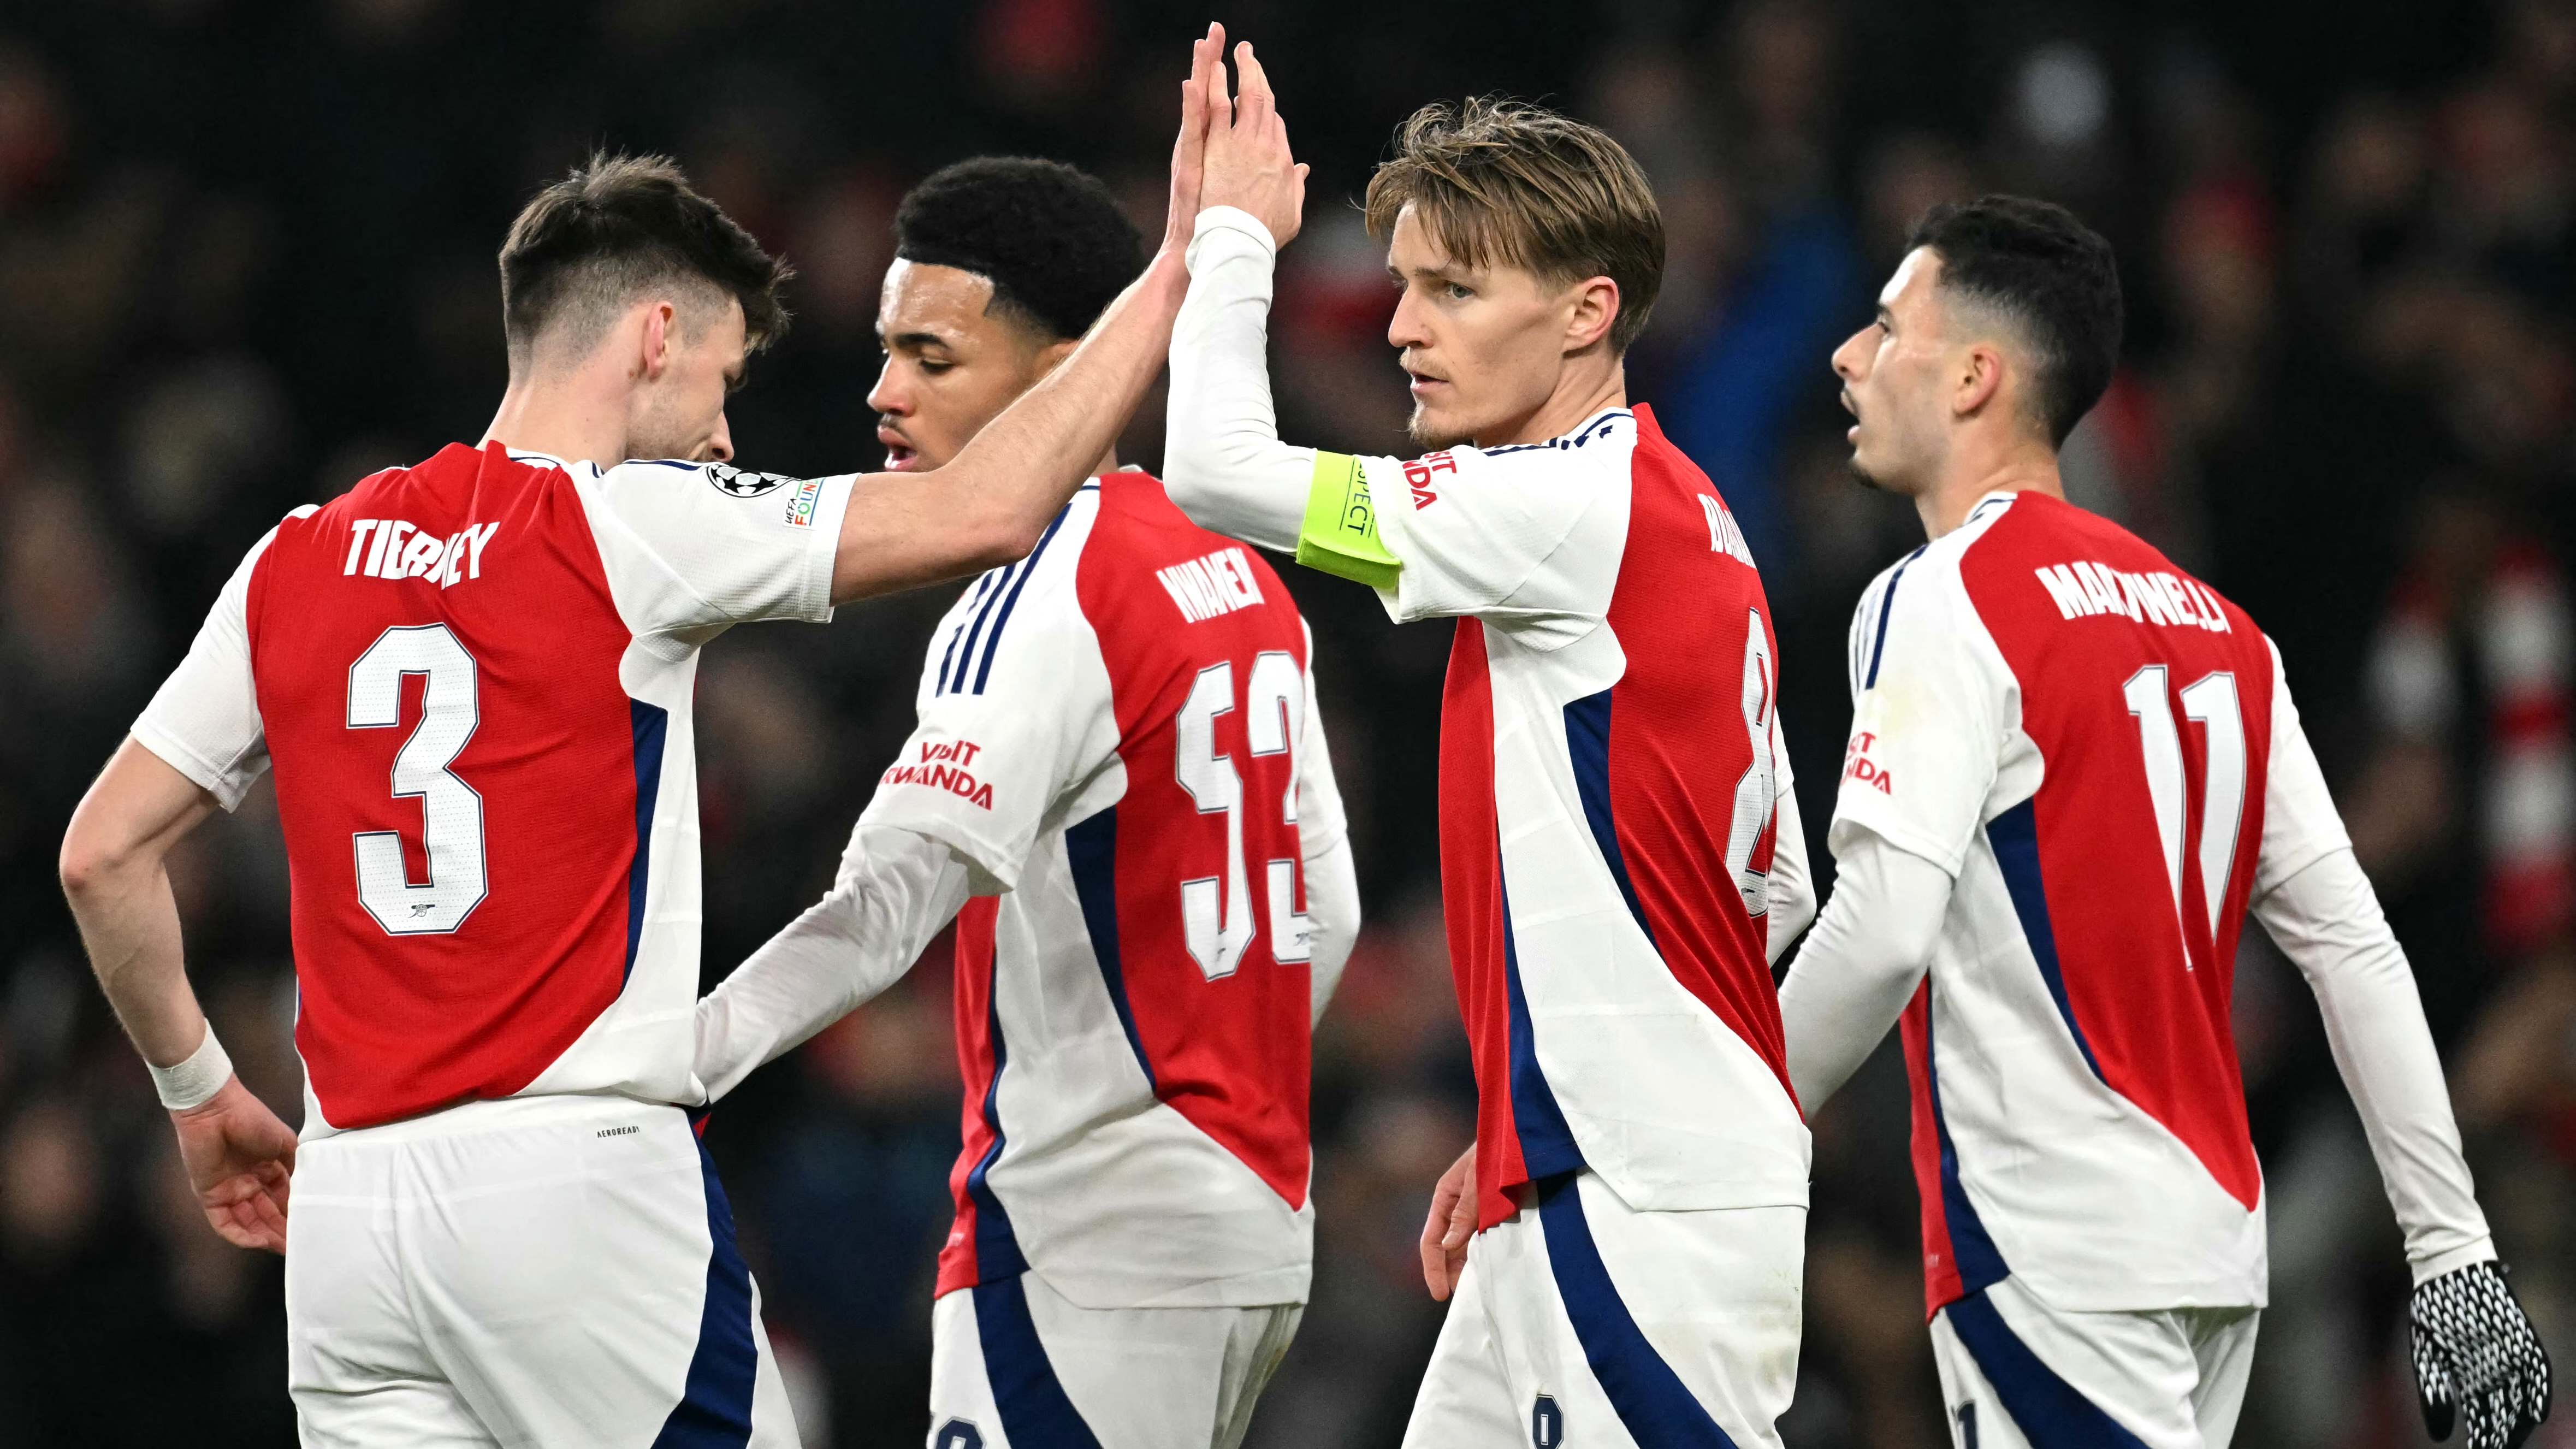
[1836,489,2350,1315]
[132,442,855,1135]
[864,474,1347,1309]
[1348,406,1808,1229]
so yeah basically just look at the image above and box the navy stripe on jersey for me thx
[972,1274,1106,1449]
[625,701,669,982]
[1535,1173,1743,1448]
[1564,690,1655,944]
[938,573,1003,695]
[1864,545,1928,690]
[967,946,1029,1279]
[1065,808,1157,1091]
[1924,985,2010,1295]
[943,567,1018,697]
[1986,801,2106,1082]
[650,1137,759,1449]
[1943,1289,2149,1449]
[1502,862,1583,1180]
[968,506,1071,695]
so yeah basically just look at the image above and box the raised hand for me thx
[1158,24,1224,258]
[172,1075,297,1253]
[2414,1259,2552,1449]
[1201,39,1310,248]
[1419,1141,1478,1300]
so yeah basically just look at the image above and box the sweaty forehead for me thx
[878,258,1013,345]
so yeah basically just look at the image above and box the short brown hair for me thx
[499,152,792,362]
[1363,98,1665,353]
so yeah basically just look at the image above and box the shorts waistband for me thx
[309,1093,685,1146]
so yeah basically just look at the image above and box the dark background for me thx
[3,1,2573,1445]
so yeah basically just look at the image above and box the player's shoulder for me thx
[1078,469,1296,621]
[1958,489,2257,639]
[1455,405,1639,476]
[919,486,1104,702]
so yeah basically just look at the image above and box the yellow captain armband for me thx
[1295,451,1403,589]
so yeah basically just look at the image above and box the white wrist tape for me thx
[152,1025,234,1111]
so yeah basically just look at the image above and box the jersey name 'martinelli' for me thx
[1157,545,1267,623]
[2032,560,2231,631]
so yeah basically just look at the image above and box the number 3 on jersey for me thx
[1175,650,1311,980]
[347,624,488,935]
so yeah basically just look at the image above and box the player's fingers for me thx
[1205,33,1233,131]
[1233,42,1274,125]
[205,1205,267,1252]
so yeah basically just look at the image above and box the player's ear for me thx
[1953,341,2006,421]
[1564,275,1620,354]
[1031,335,1081,382]
[637,301,677,381]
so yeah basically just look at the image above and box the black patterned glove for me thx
[2413,1260,2552,1449]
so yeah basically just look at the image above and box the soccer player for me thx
[1781,196,2551,1449]
[54,38,1224,1445]
[1161,48,1816,1449]
[690,152,1358,1449]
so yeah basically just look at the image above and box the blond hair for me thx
[1363,98,1665,353]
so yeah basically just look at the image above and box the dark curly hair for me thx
[893,157,1145,341]
[1906,196,2123,447]
[500,151,791,360]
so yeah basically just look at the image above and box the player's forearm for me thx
[1778,832,1951,1110]
[1163,208,1313,554]
[2255,848,2495,1282]
[1302,833,1360,1026]
[64,855,208,1067]
[833,254,1192,602]
[693,823,970,1102]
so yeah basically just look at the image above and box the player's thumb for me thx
[2422,1377,2456,1442]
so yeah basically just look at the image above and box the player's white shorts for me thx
[1401,1172,1803,1449]
[924,1271,1300,1449]
[1929,1276,2259,1449]
[285,1095,798,1448]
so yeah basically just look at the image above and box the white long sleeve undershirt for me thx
[1780,831,2494,1285]
[692,813,1366,1105]
[1164,208,1316,553]
[692,823,970,1104]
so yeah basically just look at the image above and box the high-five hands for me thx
[1198,33,1310,248]
[1159,25,1224,260]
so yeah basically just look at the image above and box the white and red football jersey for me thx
[1833,489,2349,1315]
[857,472,1346,1310]
[131,442,852,1134]
[1344,406,1807,1230]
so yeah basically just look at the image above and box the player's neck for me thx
[481,371,631,471]
[1920,443,2064,540]
[1481,360,1626,448]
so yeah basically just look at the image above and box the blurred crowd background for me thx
[4,0,2574,1445]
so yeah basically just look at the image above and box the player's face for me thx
[1832,247,1954,495]
[1384,205,1581,450]
[627,297,745,464]
[869,261,1064,472]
